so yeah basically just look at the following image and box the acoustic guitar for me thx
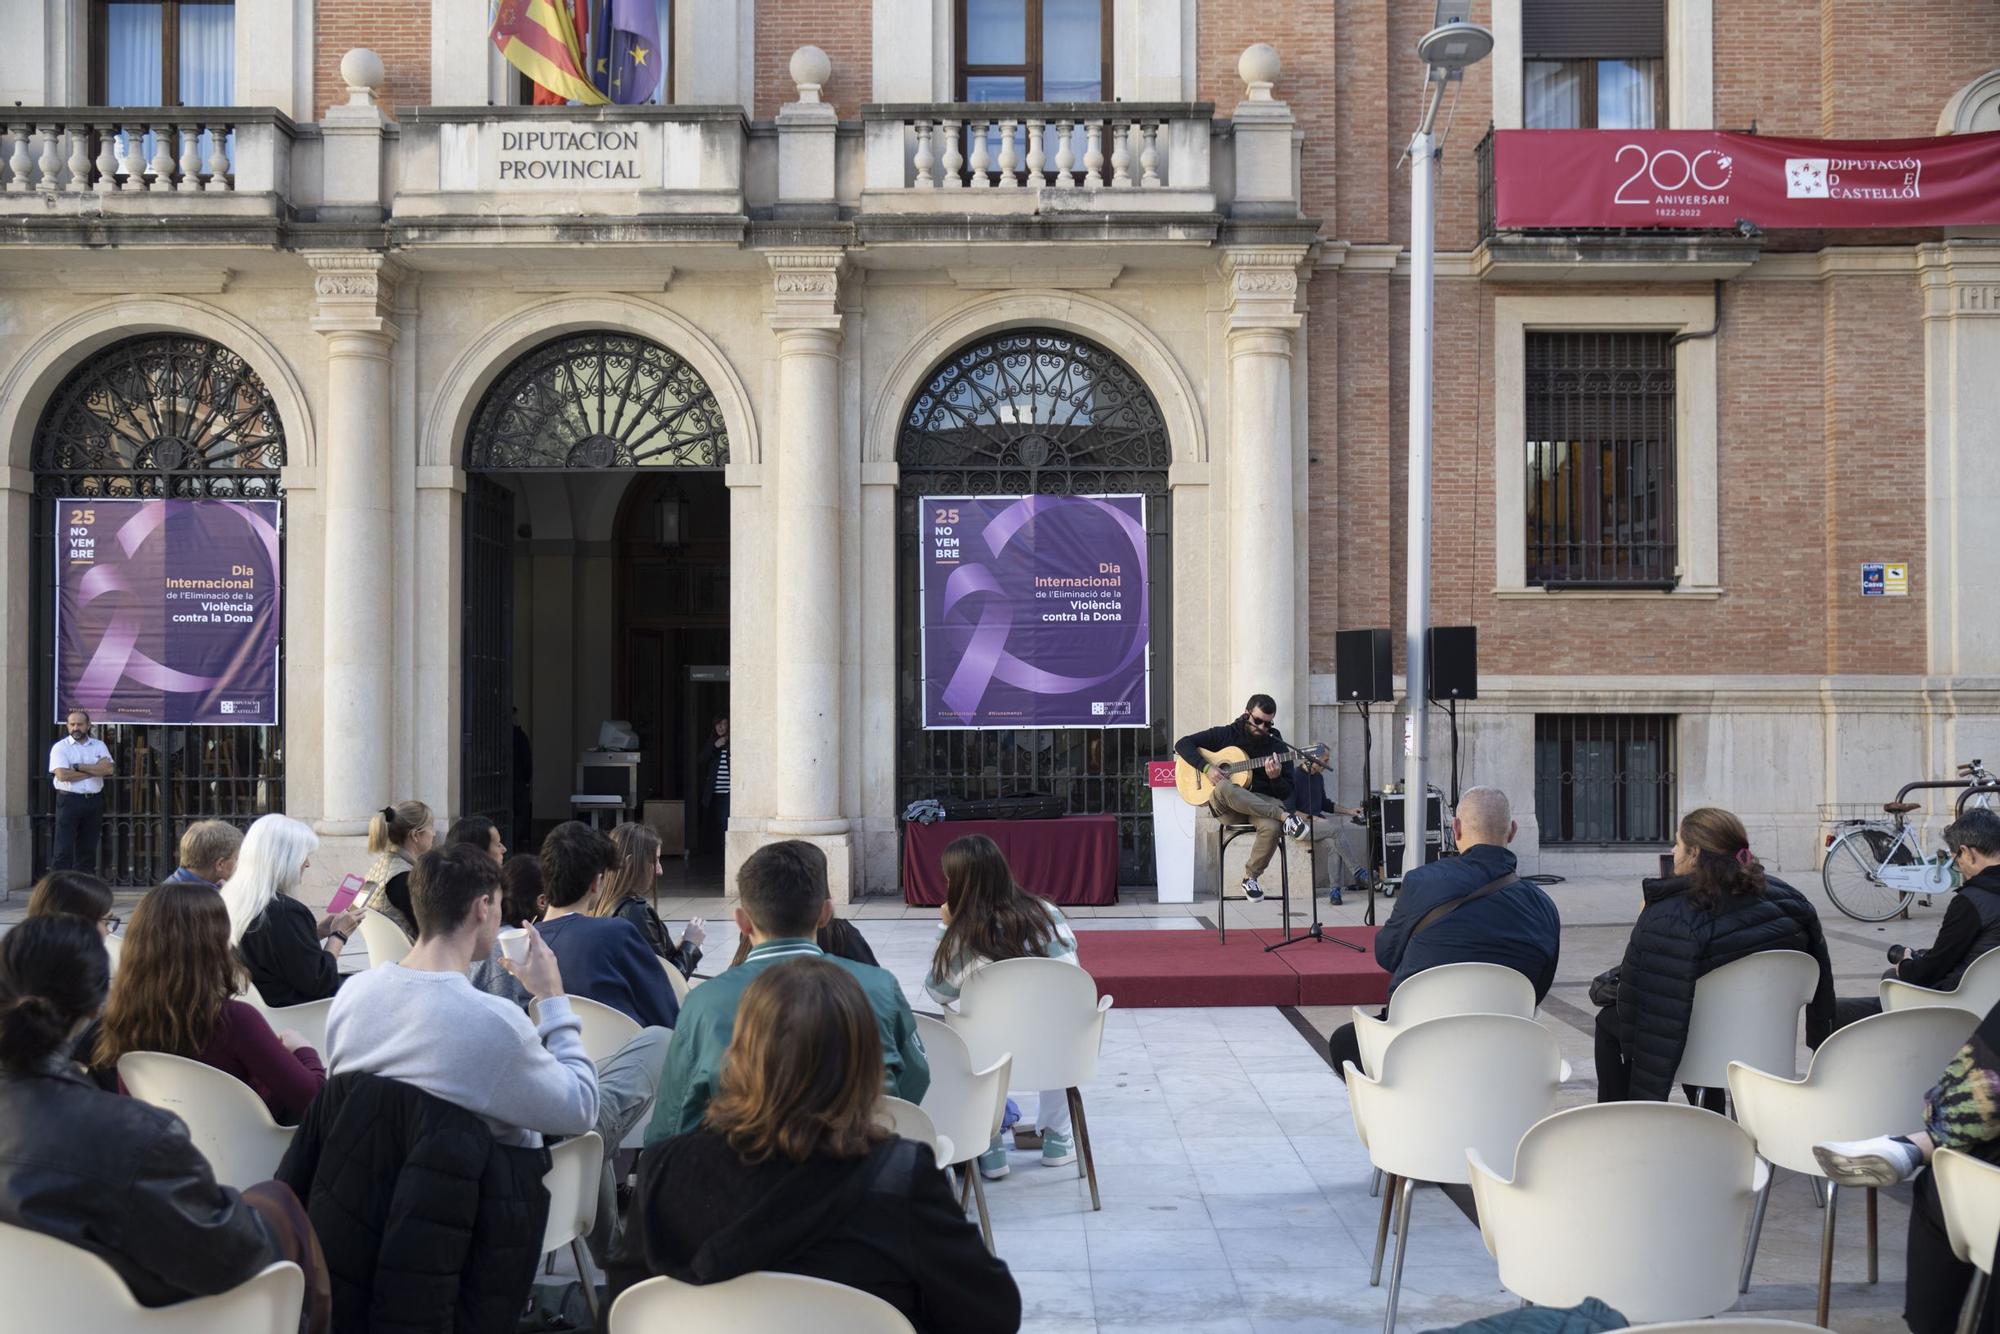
[1174,743,1330,807]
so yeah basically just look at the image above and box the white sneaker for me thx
[1283,813,1308,841]
[1813,1136,1923,1188]
[1241,876,1265,902]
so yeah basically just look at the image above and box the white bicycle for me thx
[1820,760,2000,923]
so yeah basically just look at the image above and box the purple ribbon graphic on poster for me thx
[54,498,282,726]
[920,494,1149,729]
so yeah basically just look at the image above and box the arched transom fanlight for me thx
[466,331,729,470]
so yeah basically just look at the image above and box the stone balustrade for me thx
[0,111,291,201]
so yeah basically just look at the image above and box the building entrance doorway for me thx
[460,331,730,885]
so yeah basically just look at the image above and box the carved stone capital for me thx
[767,250,845,331]
[305,251,402,339]
[1223,247,1306,330]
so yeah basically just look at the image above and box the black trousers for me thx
[1907,1163,1996,1334]
[1327,1018,1368,1081]
[50,790,103,872]
[1592,1004,1725,1110]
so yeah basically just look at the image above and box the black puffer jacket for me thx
[1614,874,1836,1102]
[276,1073,551,1334]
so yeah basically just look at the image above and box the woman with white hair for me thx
[224,814,357,1007]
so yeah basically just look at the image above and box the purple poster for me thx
[54,498,282,727]
[921,494,1149,730]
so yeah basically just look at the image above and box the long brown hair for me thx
[704,958,890,1164]
[95,883,242,1067]
[929,834,1055,982]
[591,823,658,918]
[1678,806,1768,913]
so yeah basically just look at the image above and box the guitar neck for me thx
[1221,750,1290,775]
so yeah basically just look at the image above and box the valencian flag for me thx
[592,0,663,104]
[490,0,607,106]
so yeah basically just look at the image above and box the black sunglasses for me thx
[1247,715,1275,730]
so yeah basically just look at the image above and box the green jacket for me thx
[642,938,930,1144]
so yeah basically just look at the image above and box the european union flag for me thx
[591,0,662,104]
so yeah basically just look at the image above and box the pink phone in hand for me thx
[326,873,369,916]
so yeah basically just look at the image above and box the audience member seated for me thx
[166,819,244,889]
[224,814,357,1008]
[1594,805,1835,1106]
[1837,809,2000,1029]
[534,821,681,1031]
[468,853,543,1009]
[0,915,330,1326]
[445,813,507,867]
[646,840,929,1144]
[924,833,1082,1178]
[329,843,664,1267]
[24,868,115,934]
[591,822,706,978]
[1812,996,2000,1334]
[610,958,1021,1333]
[360,800,434,941]
[727,915,881,970]
[96,882,326,1124]
[1327,787,1560,1079]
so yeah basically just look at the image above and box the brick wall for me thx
[314,0,431,120]
[1197,0,1337,221]
[753,0,870,118]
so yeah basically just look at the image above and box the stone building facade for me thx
[1,0,1996,896]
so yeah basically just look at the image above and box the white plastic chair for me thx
[1728,1005,1977,1325]
[1625,1323,1828,1333]
[1344,1013,1566,1334]
[1936,1146,2000,1333]
[530,994,643,1066]
[880,1097,945,1152]
[660,956,691,1005]
[103,931,123,976]
[1881,945,2000,1014]
[117,1052,295,1190]
[357,911,412,969]
[911,1014,1012,1251]
[236,993,333,1056]
[541,1132,604,1326]
[1350,961,1539,1079]
[1467,1103,1765,1323]
[607,1271,917,1333]
[0,1220,303,1334]
[1673,950,1820,1093]
[947,957,1111,1210]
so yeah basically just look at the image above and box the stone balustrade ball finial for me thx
[1239,43,1280,101]
[341,49,386,107]
[790,46,832,104]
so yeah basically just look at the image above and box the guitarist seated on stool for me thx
[1174,694,1293,902]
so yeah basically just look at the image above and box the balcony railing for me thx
[0,109,291,204]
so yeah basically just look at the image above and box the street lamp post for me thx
[1403,5,1491,870]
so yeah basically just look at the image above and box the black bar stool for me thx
[1215,820,1290,945]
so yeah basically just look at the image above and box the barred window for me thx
[1525,330,1677,588]
[1535,714,1676,846]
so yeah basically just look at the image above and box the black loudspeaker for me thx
[1426,625,1478,700]
[1335,629,1394,702]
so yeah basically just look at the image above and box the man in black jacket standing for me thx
[1175,694,1293,901]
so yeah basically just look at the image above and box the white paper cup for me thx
[498,927,530,964]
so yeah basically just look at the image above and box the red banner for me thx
[1490,129,2000,230]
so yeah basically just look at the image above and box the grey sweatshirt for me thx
[326,964,599,1148]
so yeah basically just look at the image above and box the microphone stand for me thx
[1264,739,1365,955]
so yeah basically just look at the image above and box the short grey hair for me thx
[1456,787,1513,842]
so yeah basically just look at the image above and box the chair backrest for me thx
[909,1016,1011,1171]
[236,993,333,1055]
[1345,1013,1563,1184]
[1727,1006,1979,1176]
[1625,1322,1830,1332]
[0,1221,303,1334]
[1353,962,1538,1077]
[530,995,643,1066]
[1467,1103,1760,1323]
[949,957,1109,1090]
[608,1272,918,1334]
[116,1052,295,1191]
[1882,945,2000,1013]
[103,932,123,977]
[661,956,691,1005]
[1936,1147,2000,1275]
[540,1131,604,1254]
[1673,950,1819,1087]
[357,911,412,969]
[878,1097,946,1159]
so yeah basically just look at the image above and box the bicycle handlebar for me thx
[1958,759,1984,776]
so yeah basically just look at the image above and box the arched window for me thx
[30,333,286,884]
[465,331,728,471]
[895,329,1171,882]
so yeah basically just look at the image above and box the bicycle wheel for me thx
[1821,827,1913,923]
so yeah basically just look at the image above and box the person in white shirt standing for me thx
[48,710,114,872]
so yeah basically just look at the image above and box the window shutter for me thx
[1522,0,1665,59]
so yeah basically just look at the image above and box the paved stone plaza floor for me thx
[4,865,1948,1332]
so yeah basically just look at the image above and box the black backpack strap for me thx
[1407,872,1521,941]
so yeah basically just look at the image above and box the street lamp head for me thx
[1416,20,1494,73]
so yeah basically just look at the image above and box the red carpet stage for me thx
[1074,927,1389,1008]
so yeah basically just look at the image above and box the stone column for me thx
[0,467,32,889]
[1223,249,1305,722]
[1919,242,2000,681]
[308,253,401,847]
[765,251,854,895]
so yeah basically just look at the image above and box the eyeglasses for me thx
[102,914,122,933]
[1247,715,1275,731]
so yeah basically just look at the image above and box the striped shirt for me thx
[713,745,730,795]
[923,900,1080,1007]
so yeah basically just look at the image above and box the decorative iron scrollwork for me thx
[465,331,729,471]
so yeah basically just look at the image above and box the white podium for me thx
[1148,760,1197,903]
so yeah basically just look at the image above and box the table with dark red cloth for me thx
[900,816,1120,906]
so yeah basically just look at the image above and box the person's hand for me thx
[502,922,565,1001]
[683,916,707,947]
[1263,754,1282,780]
[275,1029,309,1054]
[330,908,363,938]
[1207,764,1228,787]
